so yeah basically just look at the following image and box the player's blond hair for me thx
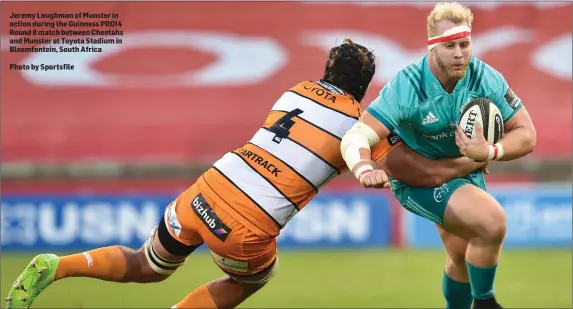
[427,2,474,37]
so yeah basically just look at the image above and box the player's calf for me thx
[174,257,278,309]
[54,217,198,284]
[437,226,472,309]
[52,245,163,283]
[53,237,182,283]
[438,226,469,278]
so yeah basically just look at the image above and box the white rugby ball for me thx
[458,98,503,145]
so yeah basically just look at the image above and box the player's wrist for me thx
[486,143,504,161]
[353,163,374,181]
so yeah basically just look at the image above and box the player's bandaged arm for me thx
[377,144,486,187]
[341,112,391,179]
[493,107,536,161]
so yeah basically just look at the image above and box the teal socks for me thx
[442,271,473,309]
[466,261,497,300]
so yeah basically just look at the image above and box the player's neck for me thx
[428,55,457,93]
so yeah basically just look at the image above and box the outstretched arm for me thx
[376,143,486,187]
[341,111,393,187]
[341,74,412,188]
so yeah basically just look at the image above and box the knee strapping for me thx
[228,257,279,285]
[144,238,186,275]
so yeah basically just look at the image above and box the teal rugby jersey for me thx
[366,55,523,159]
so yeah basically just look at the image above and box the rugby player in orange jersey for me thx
[6,39,487,309]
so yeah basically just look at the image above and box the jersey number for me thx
[268,108,304,144]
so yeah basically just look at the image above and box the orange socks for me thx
[55,247,221,308]
[174,284,218,309]
[54,246,128,281]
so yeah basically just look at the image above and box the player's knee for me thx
[130,227,190,283]
[132,246,170,283]
[227,257,279,287]
[439,227,468,266]
[142,235,189,282]
[482,219,506,243]
[133,244,177,283]
[447,248,467,266]
[479,206,507,243]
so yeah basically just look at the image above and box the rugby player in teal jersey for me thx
[341,2,536,309]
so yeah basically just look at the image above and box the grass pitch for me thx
[1,248,571,308]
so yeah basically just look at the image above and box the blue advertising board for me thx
[1,192,393,252]
[406,185,572,248]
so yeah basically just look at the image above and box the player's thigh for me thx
[146,186,205,274]
[210,234,278,287]
[443,184,507,240]
[206,214,278,285]
[392,177,471,226]
[187,189,279,285]
[436,224,468,265]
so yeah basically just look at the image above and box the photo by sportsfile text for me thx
[9,63,74,71]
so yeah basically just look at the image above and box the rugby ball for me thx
[458,98,503,145]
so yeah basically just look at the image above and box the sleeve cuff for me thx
[366,107,395,132]
[503,101,523,122]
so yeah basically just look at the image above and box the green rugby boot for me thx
[5,254,60,309]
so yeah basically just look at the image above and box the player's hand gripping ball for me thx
[457,98,504,161]
[456,122,490,161]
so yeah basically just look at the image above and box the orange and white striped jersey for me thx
[201,80,401,236]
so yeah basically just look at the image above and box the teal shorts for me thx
[390,170,487,225]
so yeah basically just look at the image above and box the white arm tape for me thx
[340,122,381,172]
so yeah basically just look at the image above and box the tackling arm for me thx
[377,144,486,187]
[340,112,390,179]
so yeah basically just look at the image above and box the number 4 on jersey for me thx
[268,108,304,144]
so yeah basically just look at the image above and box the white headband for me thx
[428,25,472,50]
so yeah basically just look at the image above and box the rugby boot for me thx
[473,297,504,309]
[5,254,59,309]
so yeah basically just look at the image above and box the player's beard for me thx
[436,55,468,80]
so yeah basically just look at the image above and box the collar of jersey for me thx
[316,80,346,96]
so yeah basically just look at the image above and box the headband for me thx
[427,25,471,50]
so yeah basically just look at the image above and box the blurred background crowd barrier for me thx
[1,1,571,252]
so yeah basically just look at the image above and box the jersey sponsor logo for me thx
[422,111,439,125]
[211,251,248,273]
[504,88,521,110]
[236,148,282,177]
[302,84,337,103]
[422,130,455,140]
[191,193,232,241]
[387,132,402,146]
